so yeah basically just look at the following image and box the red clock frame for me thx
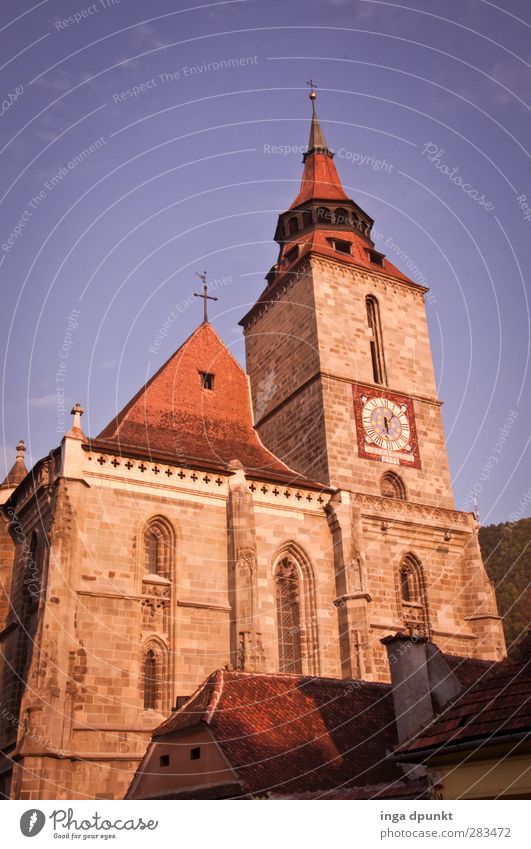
[352,383,422,469]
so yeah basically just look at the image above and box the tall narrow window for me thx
[366,295,387,385]
[143,518,173,577]
[143,648,157,710]
[275,558,302,673]
[146,528,159,574]
[399,554,429,637]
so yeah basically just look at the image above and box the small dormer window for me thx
[328,238,351,255]
[367,249,384,266]
[199,371,215,390]
[284,246,299,265]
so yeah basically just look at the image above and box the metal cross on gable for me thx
[193,271,218,323]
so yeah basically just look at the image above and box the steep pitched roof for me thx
[153,668,412,797]
[289,95,350,209]
[400,633,531,757]
[289,148,351,209]
[95,322,302,480]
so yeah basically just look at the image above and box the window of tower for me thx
[381,471,406,500]
[284,246,299,265]
[328,238,352,255]
[287,216,299,235]
[367,249,384,266]
[302,210,313,228]
[334,208,349,225]
[366,295,387,385]
[316,206,332,223]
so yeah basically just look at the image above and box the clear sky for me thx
[0,0,529,525]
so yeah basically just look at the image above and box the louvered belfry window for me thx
[276,558,303,674]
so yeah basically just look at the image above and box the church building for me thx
[0,89,505,800]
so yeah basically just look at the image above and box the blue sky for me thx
[0,0,529,525]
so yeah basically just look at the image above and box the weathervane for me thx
[194,271,218,323]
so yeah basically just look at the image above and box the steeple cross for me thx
[194,272,218,323]
[306,79,317,95]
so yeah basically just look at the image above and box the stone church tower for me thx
[0,90,504,800]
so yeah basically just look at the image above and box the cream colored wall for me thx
[429,749,531,799]
[128,727,236,799]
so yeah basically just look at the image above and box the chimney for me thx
[382,633,463,743]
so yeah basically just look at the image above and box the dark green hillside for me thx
[479,517,531,648]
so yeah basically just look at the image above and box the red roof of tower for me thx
[289,93,350,209]
[95,322,307,481]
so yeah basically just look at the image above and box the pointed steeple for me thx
[0,439,28,490]
[306,86,330,157]
[251,88,420,296]
[289,86,350,209]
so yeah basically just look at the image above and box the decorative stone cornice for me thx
[353,492,472,528]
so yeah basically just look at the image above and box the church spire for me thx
[305,82,330,158]
[288,86,350,209]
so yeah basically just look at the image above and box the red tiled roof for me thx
[400,634,531,756]
[284,228,416,284]
[153,669,410,797]
[96,322,305,480]
[289,151,351,209]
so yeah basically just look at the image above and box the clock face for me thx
[352,385,421,468]
[362,397,410,452]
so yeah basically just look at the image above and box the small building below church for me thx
[126,633,497,800]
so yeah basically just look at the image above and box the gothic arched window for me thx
[381,471,406,500]
[143,518,173,578]
[274,547,319,675]
[143,648,158,710]
[366,295,387,385]
[398,554,429,637]
[302,210,313,228]
[275,558,302,674]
